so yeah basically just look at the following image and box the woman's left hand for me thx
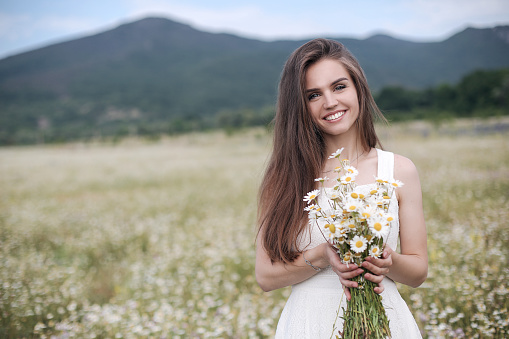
[361,247,393,294]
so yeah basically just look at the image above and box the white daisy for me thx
[344,198,363,213]
[326,190,341,200]
[342,251,353,264]
[389,179,404,188]
[340,173,357,184]
[328,148,344,159]
[343,165,359,176]
[383,212,396,223]
[369,245,382,258]
[360,205,378,220]
[350,235,368,253]
[303,189,320,204]
[314,177,328,183]
[369,216,390,238]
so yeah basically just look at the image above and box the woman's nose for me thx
[323,92,338,109]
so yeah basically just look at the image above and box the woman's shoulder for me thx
[392,153,421,187]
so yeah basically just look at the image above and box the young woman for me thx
[256,39,428,338]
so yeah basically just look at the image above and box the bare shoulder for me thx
[393,153,419,181]
[393,153,422,201]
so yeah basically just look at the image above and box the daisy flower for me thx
[342,217,357,230]
[383,212,396,223]
[350,235,368,253]
[342,251,353,264]
[343,165,359,176]
[324,223,339,239]
[326,190,341,200]
[328,148,344,159]
[340,173,357,184]
[369,245,382,258]
[344,198,363,213]
[360,205,378,220]
[314,177,328,183]
[303,189,320,204]
[389,179,404,188]
[369,216,390,238]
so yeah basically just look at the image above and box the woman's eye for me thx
[308,93,319,101]
[334,84,346,91]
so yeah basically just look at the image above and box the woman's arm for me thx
[362,154,428,287]
[256,232,380,298]
[256,233,366,293]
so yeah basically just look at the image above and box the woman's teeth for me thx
[325,111,345,121]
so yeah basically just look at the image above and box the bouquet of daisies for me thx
[303,148,403,339]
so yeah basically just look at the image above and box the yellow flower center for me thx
[348,223,355,228]
[345,177,352,182]
[355,240,364,248]
[349,205,356,211]
[392,182,398,187]
[347,168,354,173]
[325,224,336,233]
[387,216,394,222]
[351,192,358,199]
[370,190,378,195]
[310,194,316,199]
[374,222,382,231]
[362,212,371,218]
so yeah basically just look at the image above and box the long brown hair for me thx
[258,38,386,264]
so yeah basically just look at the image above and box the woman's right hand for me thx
[322,243,366,301]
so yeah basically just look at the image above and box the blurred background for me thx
[1,1,508,338]
[0,0,508,144]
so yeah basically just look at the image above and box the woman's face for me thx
[304,58,359,138]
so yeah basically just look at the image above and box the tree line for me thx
[0,68,507,145]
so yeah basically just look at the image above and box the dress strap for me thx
[376,149,395,181]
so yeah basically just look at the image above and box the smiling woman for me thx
[256,38,427,338]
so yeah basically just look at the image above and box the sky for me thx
[1,0,508,59]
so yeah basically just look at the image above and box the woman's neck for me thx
[323,128,365,162]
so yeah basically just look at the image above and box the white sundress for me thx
[275,149,423,339]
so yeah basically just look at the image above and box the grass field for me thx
[1,118,508,338]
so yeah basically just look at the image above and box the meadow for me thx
[1,118,508,338]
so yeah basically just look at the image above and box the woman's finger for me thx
[361,260,389,276]
[363,272,384,284]
[373,281,385,294]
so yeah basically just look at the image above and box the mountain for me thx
[0,17,508,144]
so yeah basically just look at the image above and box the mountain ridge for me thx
[0,17,508,144]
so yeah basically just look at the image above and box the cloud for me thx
[125,0,333,40]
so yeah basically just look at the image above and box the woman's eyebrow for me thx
[305,77,348,93]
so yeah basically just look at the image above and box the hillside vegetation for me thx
[0,17,508,145]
